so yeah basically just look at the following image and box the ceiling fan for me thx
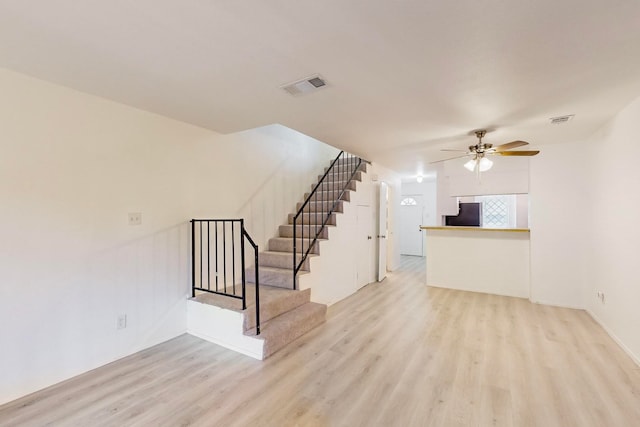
[432,130,540,173]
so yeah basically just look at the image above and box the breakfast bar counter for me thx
[420,226,530,298]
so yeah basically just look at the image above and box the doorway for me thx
[399,195,424,256]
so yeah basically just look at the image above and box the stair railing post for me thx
[293,212,297,290]
[191,220,196,298]
[254,244,260,335]
[240,219,247,310]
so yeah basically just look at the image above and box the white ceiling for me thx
[2,0,640,177]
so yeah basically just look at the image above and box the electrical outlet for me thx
[596,291,606,304]
[128,212,142,226]
[117,314,127,329]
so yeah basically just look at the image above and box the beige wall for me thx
[529,93,640,365]
[0,67,338,404]
[582,95,640,365]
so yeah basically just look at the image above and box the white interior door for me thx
[377,182,388,281]
[356,205,373,288]
[400,195,424,256]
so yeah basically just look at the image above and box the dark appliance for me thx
[445,202,482,227]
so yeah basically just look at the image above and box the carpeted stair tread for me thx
[242,287,311,330]
[311,180,357,192]
[245,302,327,357]
[318,170,363,182]
[324,162,367,173]
[296,200,344,214]
[279,224,330,239]
[268,237,323,254]
[304,189,351,202]
[260,250,314,271]
[246,265,307,289]
[288,212,336,225]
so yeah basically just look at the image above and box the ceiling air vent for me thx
[549,114,575,124]
[281,75,328,96]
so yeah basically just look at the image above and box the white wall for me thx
[194,125,339,251]
[515,194,529,229]
[529,94,640,365]
[436,157,530,222]
[444,156,530,196]
[0,68,338,404]
[529,139,589,308]
[582,95,640,364]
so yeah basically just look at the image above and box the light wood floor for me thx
[2,256,640,426]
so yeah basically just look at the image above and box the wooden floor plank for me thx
[2,255,640,426]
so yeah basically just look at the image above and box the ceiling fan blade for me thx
[491,150,540,156]
[429,154,472,164]
[492,140,529,152]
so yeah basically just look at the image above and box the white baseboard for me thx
[528,299,585,310]
[586,309,640,368]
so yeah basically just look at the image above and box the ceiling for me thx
[2,0,640,178]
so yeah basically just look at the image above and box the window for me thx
[475,195,516,228]
[400,197,417,206]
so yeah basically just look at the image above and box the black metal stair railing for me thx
[292,151,363,290]
[191,219,260,335]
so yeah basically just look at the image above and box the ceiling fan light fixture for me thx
[479,157,493,172]
[416,175,424,183]
[463,157,493,173]
[464,159,476,171]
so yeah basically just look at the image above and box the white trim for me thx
[586,309,640,368]
[528,299,585,310]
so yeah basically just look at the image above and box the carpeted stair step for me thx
[242,286,312,331]
[324,162,367,173]
[311,179,357,192]
[268,237,322,254]
[295,200,344,214]
[245,302,327,358]
[245,265,305,289]
[260,250,313,271]
[279,224,331,239]
[304,189,351,202]
[288,212,336,226]
[318,170,363,182]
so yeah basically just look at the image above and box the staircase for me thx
[247,158,366,289]
[188,153,365,359]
